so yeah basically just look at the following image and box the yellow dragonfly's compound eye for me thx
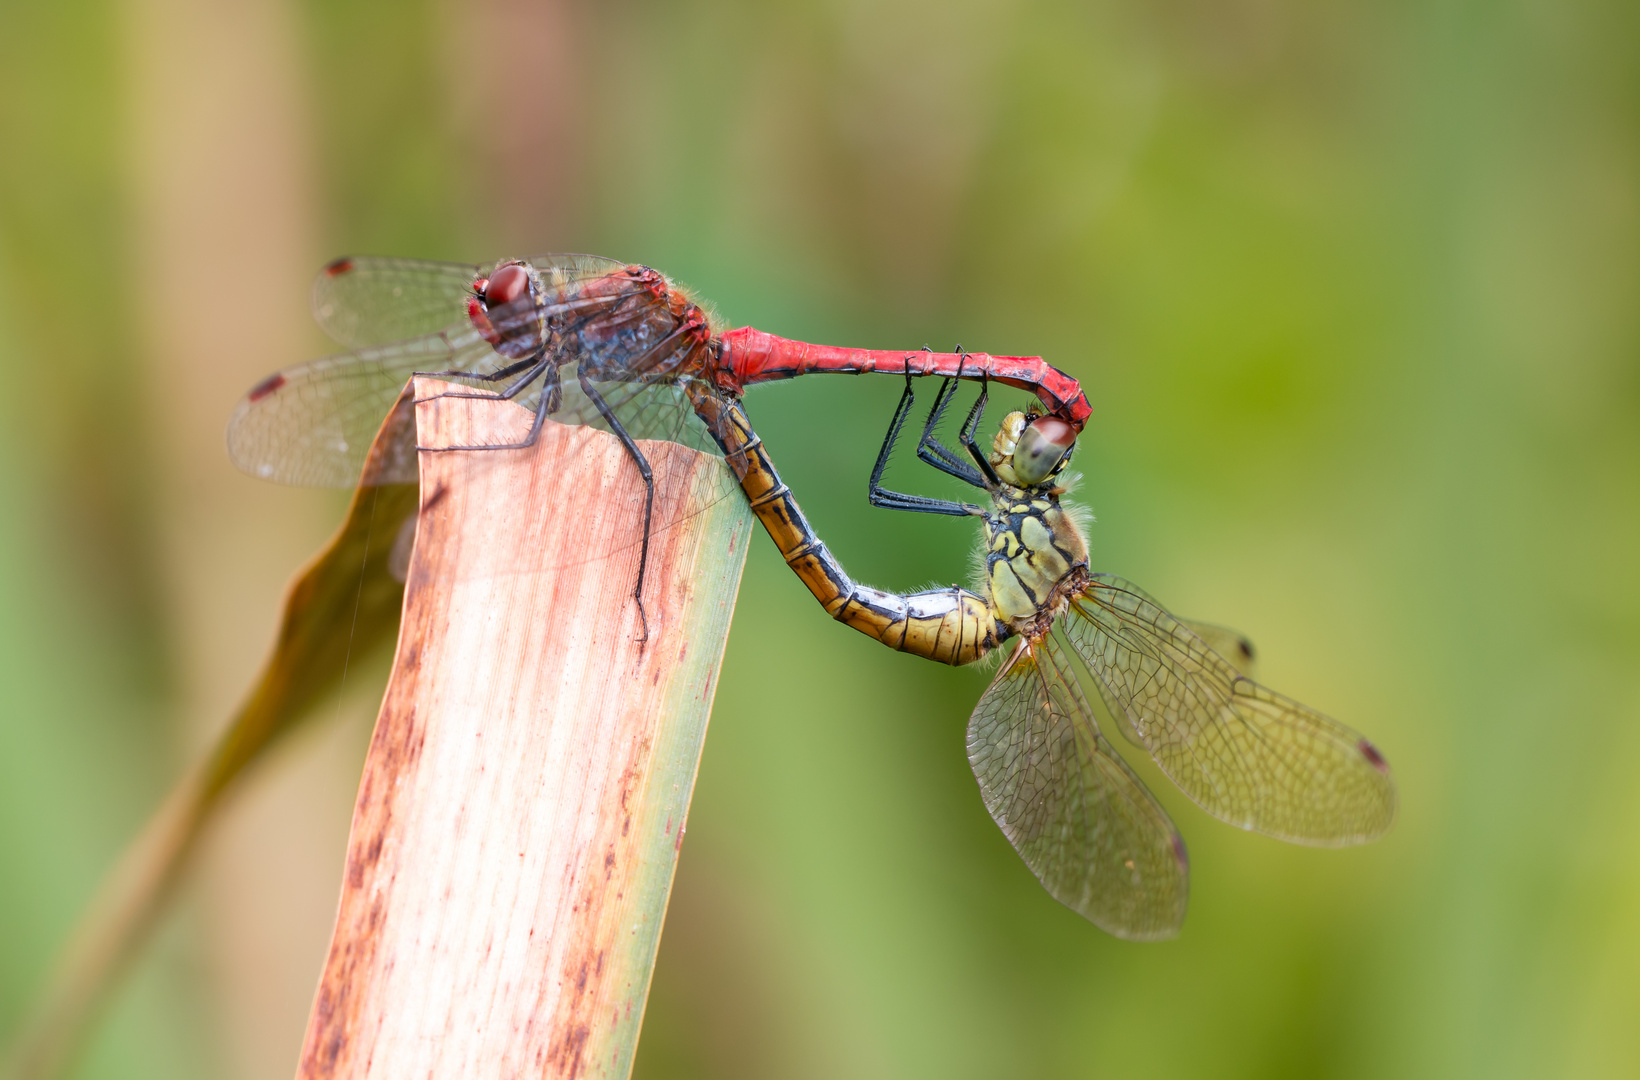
[1011,416,1075,485]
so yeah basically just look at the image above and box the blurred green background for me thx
[2,0,1637,1077]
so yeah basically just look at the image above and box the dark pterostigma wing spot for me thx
[1064,575,1396,846]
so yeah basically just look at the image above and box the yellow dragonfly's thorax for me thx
[982,413,1090,639]
[981,490,1089,638]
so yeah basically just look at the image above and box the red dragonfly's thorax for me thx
[466,260,717,384]
[574,265,717,383]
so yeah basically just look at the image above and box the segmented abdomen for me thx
[688,387,1005,666]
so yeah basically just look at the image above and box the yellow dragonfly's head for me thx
[988,410,1077,490]
[978,409,1090,635]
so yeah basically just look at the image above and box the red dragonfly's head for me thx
[468,260,542,360]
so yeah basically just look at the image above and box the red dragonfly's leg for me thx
[866,371,988,516]
[577,370,655,644]
[718,326,1093,432]
[685,385,1007,667]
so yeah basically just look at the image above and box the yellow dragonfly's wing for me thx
[1178,619,1257,678]
[1064,574,1396,846]
[1092,595,1258,748]
[967,633,1189,940]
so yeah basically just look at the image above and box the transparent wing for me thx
[311,253,629,348]
[524,253,631,285]
[546,375,739,530]
[235,251,718,489]
[967,634,1189,940]
[227,325,499,486]
[1063,574,1396,845]
[227,325,729,491]
[528,374,728,459]
[1099,608,1259,749]
[312,256,485,347]
[1179,619,1257,677]
[1084,581,1259,679]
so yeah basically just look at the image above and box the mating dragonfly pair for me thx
[228,255,1395,940]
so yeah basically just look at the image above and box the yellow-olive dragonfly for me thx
[689,372,1395,940]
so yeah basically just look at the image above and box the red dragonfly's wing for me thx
[227,326,496,486]
[312,256,485,347]
[235,253,721,488]
[311,254,628,348]
[967,633,1189,940]
[1063,575,1396,845]
[227,335,728,490]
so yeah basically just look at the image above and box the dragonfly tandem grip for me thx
[687,386,1006,666]
[232,252,1395,939]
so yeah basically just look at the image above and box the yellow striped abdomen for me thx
[689,387,1005,666]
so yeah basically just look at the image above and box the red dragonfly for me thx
[229,255,1090,632]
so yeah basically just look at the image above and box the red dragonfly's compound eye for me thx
[1012,415,1075,486]
[483,263,530,308]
